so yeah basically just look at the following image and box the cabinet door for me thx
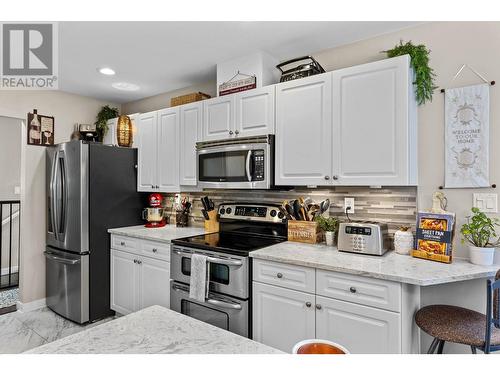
[157,108,180,192]
[110,249,139,315]
[332,55,411,185]
[136,111,158,192]
[103,118,117,146]
[315,296,401,354]
[179,102,201,185]
[275,74,332,186]
[235,86,275,137]
[138,256,170,310]
[253,282,315,353]
[202,95,234,142]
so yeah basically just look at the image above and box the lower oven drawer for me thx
[170,281,249,338]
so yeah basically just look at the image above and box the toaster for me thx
[337,221,390,256]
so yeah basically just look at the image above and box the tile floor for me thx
[0,307,114,353]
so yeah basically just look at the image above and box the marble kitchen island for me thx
[27,306,282,354]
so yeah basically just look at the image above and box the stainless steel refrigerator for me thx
[46,141,143,323]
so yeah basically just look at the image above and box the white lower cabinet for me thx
[315,295,401,354]
[253,282,315,353]
[252,259,412,354]
[110,235,171,315]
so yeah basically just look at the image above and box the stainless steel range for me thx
[170,202,287,338]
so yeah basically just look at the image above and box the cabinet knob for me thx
[133,259,137,264]
[332,175,339,180]
[315,304,322,310]
[349,286,357,293]
[235,130,239,135]
[276,272,283,279]
[229,130,234,135]
[138,260,142,265]
[120,241,125,246]
[324,175,330,180]
[305,302,312,308]
[152,248,158,253]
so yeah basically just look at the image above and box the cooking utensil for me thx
[293,199,304,221]
[279,206,293,220]
[319,199,330,215]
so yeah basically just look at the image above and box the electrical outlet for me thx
[344,197,355,214]
[473,193,498,213]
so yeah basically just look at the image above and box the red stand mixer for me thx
[143,193,167,228]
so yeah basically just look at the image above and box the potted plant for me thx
[394,226,414,255]
[384,40,437,105]
[460,207,500,265]
[95,105,119,141]
[315,216,339,246]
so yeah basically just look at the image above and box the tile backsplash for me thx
[163,186,417,243]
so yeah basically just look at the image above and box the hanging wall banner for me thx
[445,83,489,188]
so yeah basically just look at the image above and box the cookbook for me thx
[411,211,456,264]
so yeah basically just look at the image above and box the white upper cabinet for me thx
[234,86,275,138]
[136,111,158,192]
[275,73,333,186]
[103,118,117,146]
[332,55,417,185]
[179,102,201,186]
[202,95,234,142]
[157,108,180,191]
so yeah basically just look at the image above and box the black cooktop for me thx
[171,230,286,256]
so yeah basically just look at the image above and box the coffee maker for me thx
[78,124,99,142]
[142,193,167,228]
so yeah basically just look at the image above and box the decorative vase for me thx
[394,227,414,255]
[469,246,495,266]
[116,115,133,147]
[325,231,335,246]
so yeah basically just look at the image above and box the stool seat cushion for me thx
[415,304,500,347]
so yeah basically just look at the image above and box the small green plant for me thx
[315,216,339,233]
[460,207,500,248]
[95,105,119,140]
[384,40,437,105]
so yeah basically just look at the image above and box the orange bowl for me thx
[293,340,349,354]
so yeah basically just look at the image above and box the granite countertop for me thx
[250,242,499,286]
[108,224,206,243]
[27,305,282,354]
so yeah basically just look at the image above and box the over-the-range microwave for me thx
[196,135,274,189]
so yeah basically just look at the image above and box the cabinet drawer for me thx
[253,259,315,293]
[111,235,138,253]
[141,240,170,262]
[316,270,401,312]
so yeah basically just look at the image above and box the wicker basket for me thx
[170,92,211,107]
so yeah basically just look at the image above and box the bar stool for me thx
[415,270,500,354]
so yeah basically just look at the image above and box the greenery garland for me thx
[384,40,437,105]
[95,105,119,140]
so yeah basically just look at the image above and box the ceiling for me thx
[58,22,420,103]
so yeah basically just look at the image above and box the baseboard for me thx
[1,266,19,276]
[16,298,46,313]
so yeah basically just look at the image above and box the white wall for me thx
[0,117,22,200]
[0,91,119,304]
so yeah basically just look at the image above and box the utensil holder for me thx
[176,210,189,227]
[288,221,322,244]
[204,210,219,233]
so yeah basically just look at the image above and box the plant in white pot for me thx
[460,207,500,266]
[315,216,339,246]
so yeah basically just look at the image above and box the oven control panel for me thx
[218,203,285,223]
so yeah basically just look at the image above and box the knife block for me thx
[204,210,219,233]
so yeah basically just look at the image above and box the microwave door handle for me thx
[245,150,252,182]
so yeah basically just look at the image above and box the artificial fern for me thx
[95,105,119,140]
[384,40,437,105]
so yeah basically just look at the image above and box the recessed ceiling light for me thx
[112,82,140,91]
[98,67,115,75]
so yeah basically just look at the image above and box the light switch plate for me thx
[473,193,498,213]
[344,197,355,214]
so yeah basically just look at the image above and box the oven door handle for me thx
[206,298,242,310]
[245,150,252,182]
[173,250,243,267]
[171,284,243,310]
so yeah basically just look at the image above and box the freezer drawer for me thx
[45,247,89,323]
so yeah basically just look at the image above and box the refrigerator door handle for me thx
[49,151,58,240]
[58,150,68,239]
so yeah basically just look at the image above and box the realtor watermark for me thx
[0,22,58,89]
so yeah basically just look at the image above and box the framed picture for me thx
[27,110,54,146]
